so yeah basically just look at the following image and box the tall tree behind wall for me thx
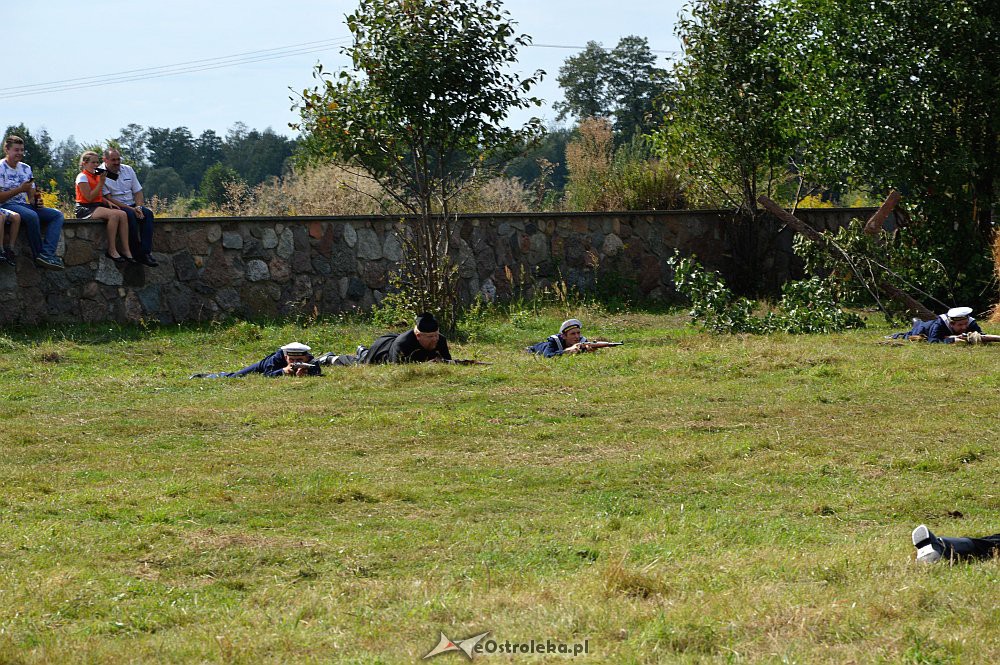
[656,0,791,216]
[293,0,544,326]
[555,36,672,142]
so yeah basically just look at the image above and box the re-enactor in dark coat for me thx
[332,313,451,365]
[192,342,322,378]
[890,307,983,343]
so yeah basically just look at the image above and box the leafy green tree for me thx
[147,127,200,187]
[293,0,544,324]
[3,124,54,176]
[195,130,225,172]
[555,36,671,140]
[777,0,1000,306]
[200,163,243,207]
[605,36,673,139]
[504,125,573,199]
[656,0,791,216]
[143,167,188,201]
[223,125,294,186]
[114,123,149,167]
[554,42,611,121]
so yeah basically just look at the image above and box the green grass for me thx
[0,310,997,663]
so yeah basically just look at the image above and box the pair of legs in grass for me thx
[912,525,1000,563]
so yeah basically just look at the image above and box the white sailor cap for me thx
[280,342,312,354]
[947,307,973,320]
[560,318,583,334]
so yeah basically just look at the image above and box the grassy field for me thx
[0,310,997,664]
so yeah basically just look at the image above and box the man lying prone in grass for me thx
[190,342,327,378]
[888,307,1000,344]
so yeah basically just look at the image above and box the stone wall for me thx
[0,209,882,325]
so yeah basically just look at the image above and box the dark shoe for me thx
[105,251,127,264]
[189,373,208,379]
[2,249,14,267]
[139,254,158,267]
[35,254,63,270]
[123,255,137,264]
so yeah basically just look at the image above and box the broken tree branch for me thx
[863,189,901,235]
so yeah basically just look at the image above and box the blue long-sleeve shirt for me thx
[228,349,322,377]
[526,333,589,358]
[899,315,983,343]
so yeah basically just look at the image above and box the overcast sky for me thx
[5,0,686,147]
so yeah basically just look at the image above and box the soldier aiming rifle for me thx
[526,319,623,357]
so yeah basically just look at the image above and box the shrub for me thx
[668,251,864,334]
[564,119,685,211]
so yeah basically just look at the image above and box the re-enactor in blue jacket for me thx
[526,318,590,357]
[890,307,983,343]
[192,342,322,378]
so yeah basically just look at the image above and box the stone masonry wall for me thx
[0,209,881,325]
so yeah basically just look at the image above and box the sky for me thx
[5,0,687,148]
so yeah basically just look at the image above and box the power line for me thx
[0,37,678,100]
[0,38,351,99]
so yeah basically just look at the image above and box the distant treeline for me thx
[3,122,295,207]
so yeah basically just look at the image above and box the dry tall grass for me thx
[564,118,685,211]
[220,164,390,216]
[186,164,532,217]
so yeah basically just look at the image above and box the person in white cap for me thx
[526,318,594,357]
[190,342,323,378]
[889,306,987,343]
[912,524,1000,563]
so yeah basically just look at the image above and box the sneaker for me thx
[139,254,159,267]
[1,249,14,267]
[912,525,944,563]
[34,254,63,270]
[314,352,337,365]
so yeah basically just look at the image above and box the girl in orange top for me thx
[76,150,132,262]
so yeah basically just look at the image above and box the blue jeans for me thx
[4,203,64,258]
[123,206,155,257]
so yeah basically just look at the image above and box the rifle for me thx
[579,341,624,351]
[428,357,492,365]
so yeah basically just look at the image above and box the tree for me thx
[200,163,243,206]
[293,0,544,325]
[3,124,54,175]
[555,36,671,140]
[223,126,295,186]
[554,42,611,121]
[143,167,188,201]
[147,127,200,187]
[195,130,225,173]
[51,135,83,201]
[504,126,574,202]
[605,36,674,139]
[656,0,791,216]
[114,123,149,166]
